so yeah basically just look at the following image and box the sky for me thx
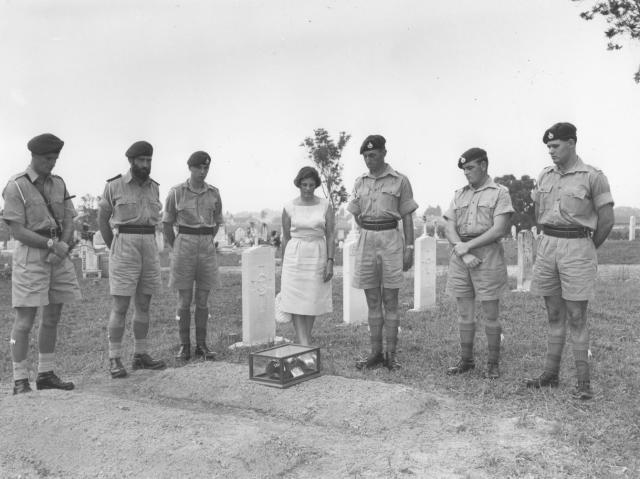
[1,0,639,215]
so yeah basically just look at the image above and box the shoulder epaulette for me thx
[107,174,122,182]
[150,178,159,186]
[207,184,219,192]
[10,172,29,182]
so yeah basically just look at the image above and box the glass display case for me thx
[249,344,321,388]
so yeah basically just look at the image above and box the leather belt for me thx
[458,234,480,243]
[542,225,592,239]
[178,226,215,235]
[34,227,62,238]
[118,225,156,234]
[360,219,398,231]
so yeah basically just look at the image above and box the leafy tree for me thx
[494,174,536,230]
[76,194,101,230]
[300,128,351,209]
[573,0,640,82]
[423,205,442,218]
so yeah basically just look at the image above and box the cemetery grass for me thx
[0,272,638,477]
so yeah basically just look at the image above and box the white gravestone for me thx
[432,220,440,239]
[155,231,164,251]
[214,227,228,246]
[516,230,534,291]
[630,216,636,241]
[511,225,517,240]
[81,244,101,279]
[241,245,276,345]
[343,218,367,324]
[410,225,437,311]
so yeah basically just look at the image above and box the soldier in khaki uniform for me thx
[443,148,514,379]
[525,123,614,400]
[2,133,81,394]
[347,135,418,371]
[97,140,166,378]
[163,151,222,361]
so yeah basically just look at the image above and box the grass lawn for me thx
[1,266,638,477]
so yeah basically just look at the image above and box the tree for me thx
[423,205,442,218]
[494,174,536,230]
[76,194,101,230]
[300,128,351,209]
[573,0,640,82]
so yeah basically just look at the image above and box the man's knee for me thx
[177,289,192,310]
[566,302,587,331]
[381,288,399,310]
[481,300,499,324]
[364,288,382,310]
[194,289,210,309]
[134,293,152,313]
[112,295,131,314]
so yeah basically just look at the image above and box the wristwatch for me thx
[46,238,54,251]
[406,245,414,250]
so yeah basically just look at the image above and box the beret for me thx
[360,135,386,154]
[543,122,577,144]
[187,151,211,167]
[125,140,153,158]
[27,133,64,155]
[458,147,487,168]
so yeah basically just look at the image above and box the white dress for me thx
[280,198,333,316]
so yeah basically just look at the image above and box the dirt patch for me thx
[0,362,566,478]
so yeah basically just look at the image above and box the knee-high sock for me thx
[195,307,209,345]
[38,315,60,354]
[177,308,191,344]
[11,321,32,363]
[573,342,590,382]
[368,313,383,354]
[384,318,400,354]
[12,360,29,381]
[459,322,476,361]
[38,353,56,373]
[133,306,150,353]
[485,325,502,365]
[108,309,126,358]
[544,334,566,375]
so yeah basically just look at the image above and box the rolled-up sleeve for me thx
[494,188,515,217]
[2,182,26,225]
[443,198,456,222]
[397,176,418,217]
[214,191,224,225]
[346,180,362,217]
[591,172,614,210]
[98,183,113,216]
[162,188,177,223]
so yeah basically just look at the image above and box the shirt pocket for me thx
[534,186,553,213]
[177,198,199,224]
[202,196,219,224]
[476,197,496,230]
[560,186,591,219]
[380,184,400,212]
[114,197,139,222]
[24,196,50,227]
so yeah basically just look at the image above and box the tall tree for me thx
[76,194,101,230]
[494,174,537,230]
[573,0,640,82]
[300,128,351,209]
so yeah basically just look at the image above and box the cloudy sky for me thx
[1,0,639,214]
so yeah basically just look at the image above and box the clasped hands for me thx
[45,240,70,265]
[453,241,482,269]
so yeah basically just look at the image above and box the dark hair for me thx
[293,166,321,188]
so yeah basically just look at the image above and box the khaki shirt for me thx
[2,166,76,231]
[162,180,223,227]
[533,157,614,230]
[346,164,418,220]
[444,177,514,236]
[98,170,161,226]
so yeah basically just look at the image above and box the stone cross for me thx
[241,245,276,345]
[343,217,367,324]
[516,230,534,291]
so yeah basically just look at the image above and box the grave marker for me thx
[343,218,367,324]
[630,216,636,241]
[410,225,436,311]
[516,230,534,291]
[241,245,276,345]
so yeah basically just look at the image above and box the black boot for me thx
[175,343,191,360]
[109,358,128,379]
[446,359,476,375]
[13,378,32,395]
[386,352,401,371]
[194,343,216,360]
[36,371,75,391]
[524,372,559,388]
[355,352,385,370]
[132,353,166,370]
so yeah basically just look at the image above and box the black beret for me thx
[27,133,64,155]
[125,140,153,158]
[360,135,386,154]
[187,151,211,167]
[458,147,487,168]
[543,122,577,144]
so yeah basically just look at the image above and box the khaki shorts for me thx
[531,235,596,301]
[446,242,507,301]
[170,233,219,291]
[12,243,81,307]
[109,233,161,296]
[352,229,404,289]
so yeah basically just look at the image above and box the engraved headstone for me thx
[343,218,367,324]
[155,231,164,250]
[81,244,101,279]
[411,229,436,311]
[630,216,636,241]
[241,245,276,345]
[516,230,534,291]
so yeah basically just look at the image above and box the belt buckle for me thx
[49,227,59,239]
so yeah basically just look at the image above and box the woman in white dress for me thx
[280,167,335,345]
